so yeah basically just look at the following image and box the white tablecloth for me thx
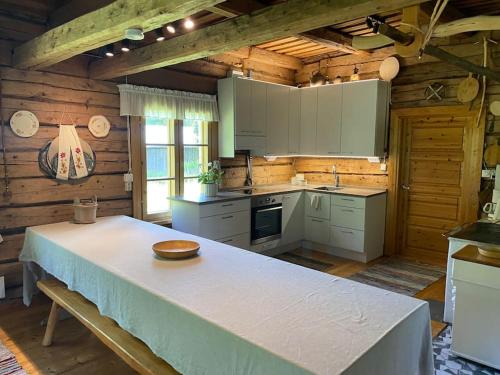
[20,216,433,375]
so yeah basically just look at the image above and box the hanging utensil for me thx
[457,73,479,103]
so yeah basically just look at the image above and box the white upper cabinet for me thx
[218,78,267,157]
[341,80,389,157]
[288,88,300,154]
[316,85,342,155]
[299,87,317,155]
[218,78,389,157]
[266,84,290,155]
[249,80,267,137]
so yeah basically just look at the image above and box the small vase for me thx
[201,183,218,197]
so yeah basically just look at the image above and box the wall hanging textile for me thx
[57,125,88,180]
[118,84,219,121]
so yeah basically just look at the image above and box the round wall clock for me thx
[10,110,39,137]
[88,115,110,138]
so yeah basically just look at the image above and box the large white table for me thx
[21,216,433,375]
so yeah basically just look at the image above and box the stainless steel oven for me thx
[251,194,283,245]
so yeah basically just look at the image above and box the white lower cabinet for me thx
[281,192,304,246]
[330,226,364,253]
[304,192,330,219]
[305,217,329,244]
[217,233,251,249]
[172,198,251,250]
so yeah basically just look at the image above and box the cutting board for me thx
[484,142,500,168]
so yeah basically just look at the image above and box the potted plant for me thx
[198,161,224,197]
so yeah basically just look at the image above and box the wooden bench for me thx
[37,279,179,375]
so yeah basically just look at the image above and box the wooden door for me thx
[266,84,289,155]
[387,107,484,264]
[316,85,342,155]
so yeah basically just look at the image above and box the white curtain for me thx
[118,84,219,121]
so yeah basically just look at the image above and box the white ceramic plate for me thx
[10,110,39,137]
[88,115,110,138]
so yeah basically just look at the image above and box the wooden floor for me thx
[0,252,446,375]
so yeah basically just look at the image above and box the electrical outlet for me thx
[380,163,387,171]
[0,276,5,299]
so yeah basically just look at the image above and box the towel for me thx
[310,194,321,210]
[57,125,88,180]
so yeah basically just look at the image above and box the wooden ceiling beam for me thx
[48,0,113,27]
[299,28,370,56]
[13,0,225,70]
[89,0,428,80]
[222,47,303,70]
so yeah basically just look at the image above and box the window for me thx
[142,118,212,220]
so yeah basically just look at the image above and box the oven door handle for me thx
[255,206,282,213]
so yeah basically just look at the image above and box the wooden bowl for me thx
[152,240,200,259]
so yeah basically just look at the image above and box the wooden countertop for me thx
[452,245,500,269]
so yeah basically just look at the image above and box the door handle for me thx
[401,184,410,191]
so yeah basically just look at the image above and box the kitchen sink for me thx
[314,186,343,192]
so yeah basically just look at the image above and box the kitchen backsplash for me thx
[220,156,388,189]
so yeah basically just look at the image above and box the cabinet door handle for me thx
[221,203,233,207]
[341,198,354,201]
[221,215,234,219]
[222,239,233,243]
[341,209,354,213]
[311,219,323,223]
[341,230,353,234]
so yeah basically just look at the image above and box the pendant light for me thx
[350,66,360,81]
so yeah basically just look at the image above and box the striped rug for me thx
[348,257,446,296]
[0,340,26,375]
[274,252,334,272]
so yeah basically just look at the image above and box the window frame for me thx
[132,117,217,223]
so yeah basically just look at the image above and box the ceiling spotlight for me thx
[105,44,114,57]
[124,27,144,41]
[166,24,176,34]
[184,18,195,29]
[155,29,165,42]
[121,40,130,52]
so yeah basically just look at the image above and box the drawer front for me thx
[200,210,250,240]
[330,226,365,253]
[305,192,331,219]
[331,205,365,230]
[199,199,250,218]
[217,232,250,250]
[304,217,330,245]
[332,195,366,209]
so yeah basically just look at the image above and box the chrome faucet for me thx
[332,166,339,187]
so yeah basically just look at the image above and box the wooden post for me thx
[42,301,60,346]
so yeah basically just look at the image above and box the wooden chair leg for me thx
[42,301,60,347]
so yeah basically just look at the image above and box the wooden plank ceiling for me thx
[7,0,500,77]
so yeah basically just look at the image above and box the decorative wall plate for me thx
[88,115,110,138]
[10,110,39,137]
